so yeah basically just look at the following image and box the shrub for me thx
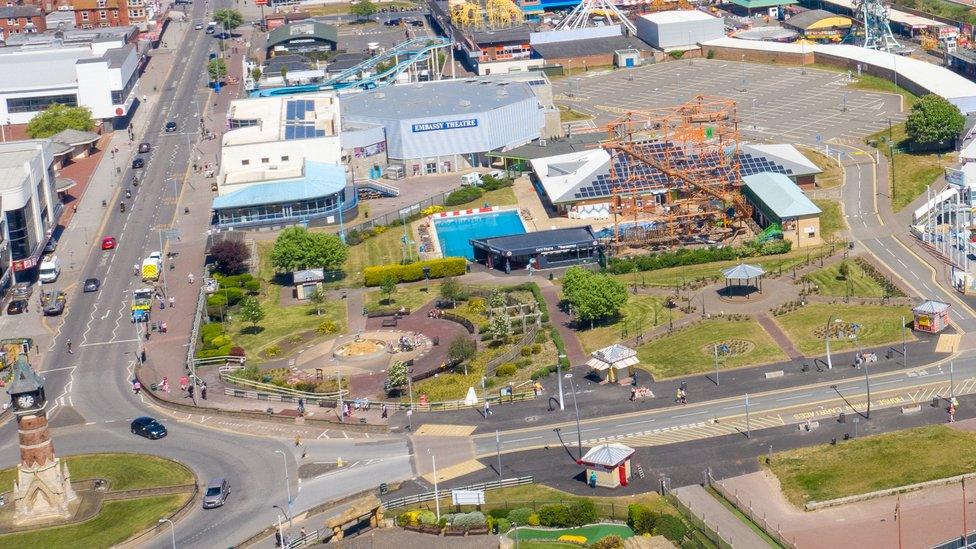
[591,534,625,549]
[528,513,540,526]
[244,280,261,294]
[444,186,484,206]
[421,204,445,216]
[495,363,518,377]
[628,504,651,533]
[507,507,533,525]
[417,510,438,525]
[515,357,532,368]
[364,257,466,286]
[468,297,487,313]
[568,499,598,527]
[207,294,228,308]
[229,346,245,357]
[200,322,225,343]
[496,517,511,533]
[538,504,571,527]
[608,242,792,275]
[264,345,281,357]
[488,508,512,519]
[653,514,687,541]
[451,511,486,529]
[209,335,231,348]
[669,50,684,59]
[520,346,532,357]
[558,534,587,545]
[706,49,715,59]
[211,239,251,274]
[531,344,542,354]
[316,320,339,334]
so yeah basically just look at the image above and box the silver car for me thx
[202,477,230,508]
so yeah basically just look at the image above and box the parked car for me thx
[131,417,167,439]
[43,236,58,254]
[202,477,231,508]
[213,31,231,39]
[132,157,145,169]
[41,290,66,316]
[11,282,32,300]
[6,299,28,315]
[194,23,203,29]
[101,237,117,250]
[384,18,402,26]
[138,142,151,153]
[83,278,101,293]
[165,121,177,132]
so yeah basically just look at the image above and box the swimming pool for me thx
[433,210,526,260]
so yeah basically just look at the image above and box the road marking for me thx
[41,366,77,374]
[80,338,140,347]
[672,411,708,418]
[503,435,542,444]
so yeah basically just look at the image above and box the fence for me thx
[710,478,795,548]
[441,312,475,334]
[383,476,533,510]
[486,322,541,377]
[185,284,208,383]
[338,186,461,237]
[219,367,348,400]
[665,493,733,549]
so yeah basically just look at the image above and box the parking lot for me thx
[553,59,906,144]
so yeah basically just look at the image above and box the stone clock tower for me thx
[7,355,76,523]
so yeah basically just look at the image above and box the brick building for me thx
[0,5,46,40]
[23,0,150,30]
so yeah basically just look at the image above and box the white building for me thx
[215,92,354,229]
[635,10,725,51]
[0,39,140,125]
[0,140,59,293]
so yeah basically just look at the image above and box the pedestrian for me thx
[675,388,682,404]
[72,204,77,213]
[201,383,207,400]
[188,384,194,399]
[66,339,72,354]
[179,375,188,392]
[295,435,301,447]
[300,527,307,541]
[133,380,141,394]
[161,377,170,393]
[589,471,597,488]
[188,273,194,284]
[169,296,175,308]
[484,399,492,416]
[381,404,388,418]
[274,531,282,547]
[140,349,146,363]
[630,388,636,402]
[949,404,957,423]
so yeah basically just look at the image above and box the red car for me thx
[101,237,117,250]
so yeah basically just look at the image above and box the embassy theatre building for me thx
[340,76,547,177]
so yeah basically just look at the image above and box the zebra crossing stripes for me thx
[581,415,785,448]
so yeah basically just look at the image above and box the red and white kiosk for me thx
[578,443,635,488]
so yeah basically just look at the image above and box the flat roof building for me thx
[266,21,338,58]
[742,172,822,248]
[782,9,852,39]
[635,10,725,51]
[471,225,601,272]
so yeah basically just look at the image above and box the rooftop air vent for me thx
[375,92,385,99]
[459,99,471,108]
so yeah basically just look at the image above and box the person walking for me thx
[161,377,170,393]
[188,384,194,399]
[201,382,207,400]
[179,375,188,392]
[381,404,388,419]
[188,273,194,284]
[169,296,175,308]
[133,380,141,394]
[66,339,73,354]
[299,527,307,541]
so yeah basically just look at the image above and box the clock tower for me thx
[7,355,76,523]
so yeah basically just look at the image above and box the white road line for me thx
[80,338,140,347]
[503,435,542,444]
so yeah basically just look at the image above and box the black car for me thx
[131,416,167,439]
[138,142,151,153]
[384,18,401,26]
[213,31,231,39]
[6,299,27,315]
[132,157,145,169]
[164,121,177,132]
[83,278,101,293]
[408,19,424,27]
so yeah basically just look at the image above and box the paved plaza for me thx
[552,59,906,145]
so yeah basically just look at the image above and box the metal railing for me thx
[185,284,208,384]
[486,322,541,377]
[383,476,533,510]
[286,529,318,549]
[709,475,795,548]
[219,368,348,400]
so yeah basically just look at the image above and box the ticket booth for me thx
[578,443,635,488]
[913,300,951,333]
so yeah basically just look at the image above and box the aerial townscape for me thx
[6,0,976,546]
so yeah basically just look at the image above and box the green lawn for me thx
[452,186,518,209]
[227,242,346,360]
[866,121,950,212]
[813,199,845,241]
[798,146,843,189]
[64,454,193,491]
[343,228,409,286]
[608,246,831,288]
[774,303,914,356]
[512,524,634,542]
[0,494,187,547]
[767,425,976,507]
[848,72,918,109]
[574,293,682,353]
[636,318,788,378]
[365,283,438,313]
[803,260,886,298]
[558,105,592,121]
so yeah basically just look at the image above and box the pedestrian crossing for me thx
[581,414,786,448]
[414,424,476,437]
[422,459,485,483]
[908,378,976,404]
[935,334,961,353]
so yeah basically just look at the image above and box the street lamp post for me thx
[565,373,583,460]
[428,449,440,521]
[274,449,292,519]
[824,315,842,369]
[272,506,286,547]
[556,354,566,411]
[158,518,175,549]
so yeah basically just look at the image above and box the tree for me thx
[838,260,851,281]
[440,277,463,303]
[387,360,408,389]
[26,104,95,138]
[211,239,250,274]
[280,66,288,84]
[213,8,243,31]
[349,0,377,19]
[308,287,326,316]
[906,94,965,146]
[270,227,349,272]
[238,296,265,332]
[250,66,262,82]
[447,335,476,364]
[561,267,628,329]
[380,274,398,305]
[208,58,228,82]
[488,288,505,309]
[488,314,510,342]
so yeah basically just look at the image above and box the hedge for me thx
[445,186,484,207]
[364,257,466,286]
[607,240,792,274]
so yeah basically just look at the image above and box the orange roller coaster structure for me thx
[602,95,755,250]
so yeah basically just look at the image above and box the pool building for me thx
[471,226,601,273]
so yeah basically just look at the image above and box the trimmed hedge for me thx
[607,240,792,274]
[445,186,484,206]
[364,257,466,286]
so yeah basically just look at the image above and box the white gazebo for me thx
[587,344,639,384]
[721,263,766,299]
[579,443,635,488]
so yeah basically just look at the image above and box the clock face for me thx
[16,394,35,409]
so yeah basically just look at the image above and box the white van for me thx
[488,169,507,180]
[39,255,61,283]
[460,173,482,186]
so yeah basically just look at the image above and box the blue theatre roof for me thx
[213,161,346,210]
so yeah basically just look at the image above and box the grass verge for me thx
[866,121,950,212]
[65,454,193,491]
[774,303,914,356]
[343,228,408,286]
[558,105,592,122]
[574,294,682,353]
[798,146,843,189]
[452,186,518,209]
[0,495,187,547]
[813,199,845,241]
[636,318,788,378]
[766,425,976,507]
[365,283,439,313]
[803,260,886,298]
[511,524,634,542]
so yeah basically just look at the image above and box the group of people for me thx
[630,386,653,402]
[674,382,689,405]
[131,375,207,400]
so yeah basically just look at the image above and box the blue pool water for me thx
[434,211,526,260]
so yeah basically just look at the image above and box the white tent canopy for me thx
[587,344,639,371]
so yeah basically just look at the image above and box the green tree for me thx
[250,66,262,81]
[349,0,377,19]
[561,267,628,329]
[838,260,851,281]
[906,94,965,146]
[280,66,288,83]
[25,104,94,138]
[308,286,326,316]
[447,335,476,364]
[208,58,228,81]
[270,227,349,272]
[488,288,505,308]
[440,277,463,303]
[213,8,243,30]
[387,360,408,388]
[238,296,265,332]
[488,314,510,342]
[380,274,398,304]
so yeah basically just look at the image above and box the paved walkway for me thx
[672,484,771,549]
[755,313,803,361]
[539,282,588,366]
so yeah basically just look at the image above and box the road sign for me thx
[255,0,267,4]
[451,490,485,505]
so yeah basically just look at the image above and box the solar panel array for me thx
[284,99,326,140]
[572,142,793,201]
